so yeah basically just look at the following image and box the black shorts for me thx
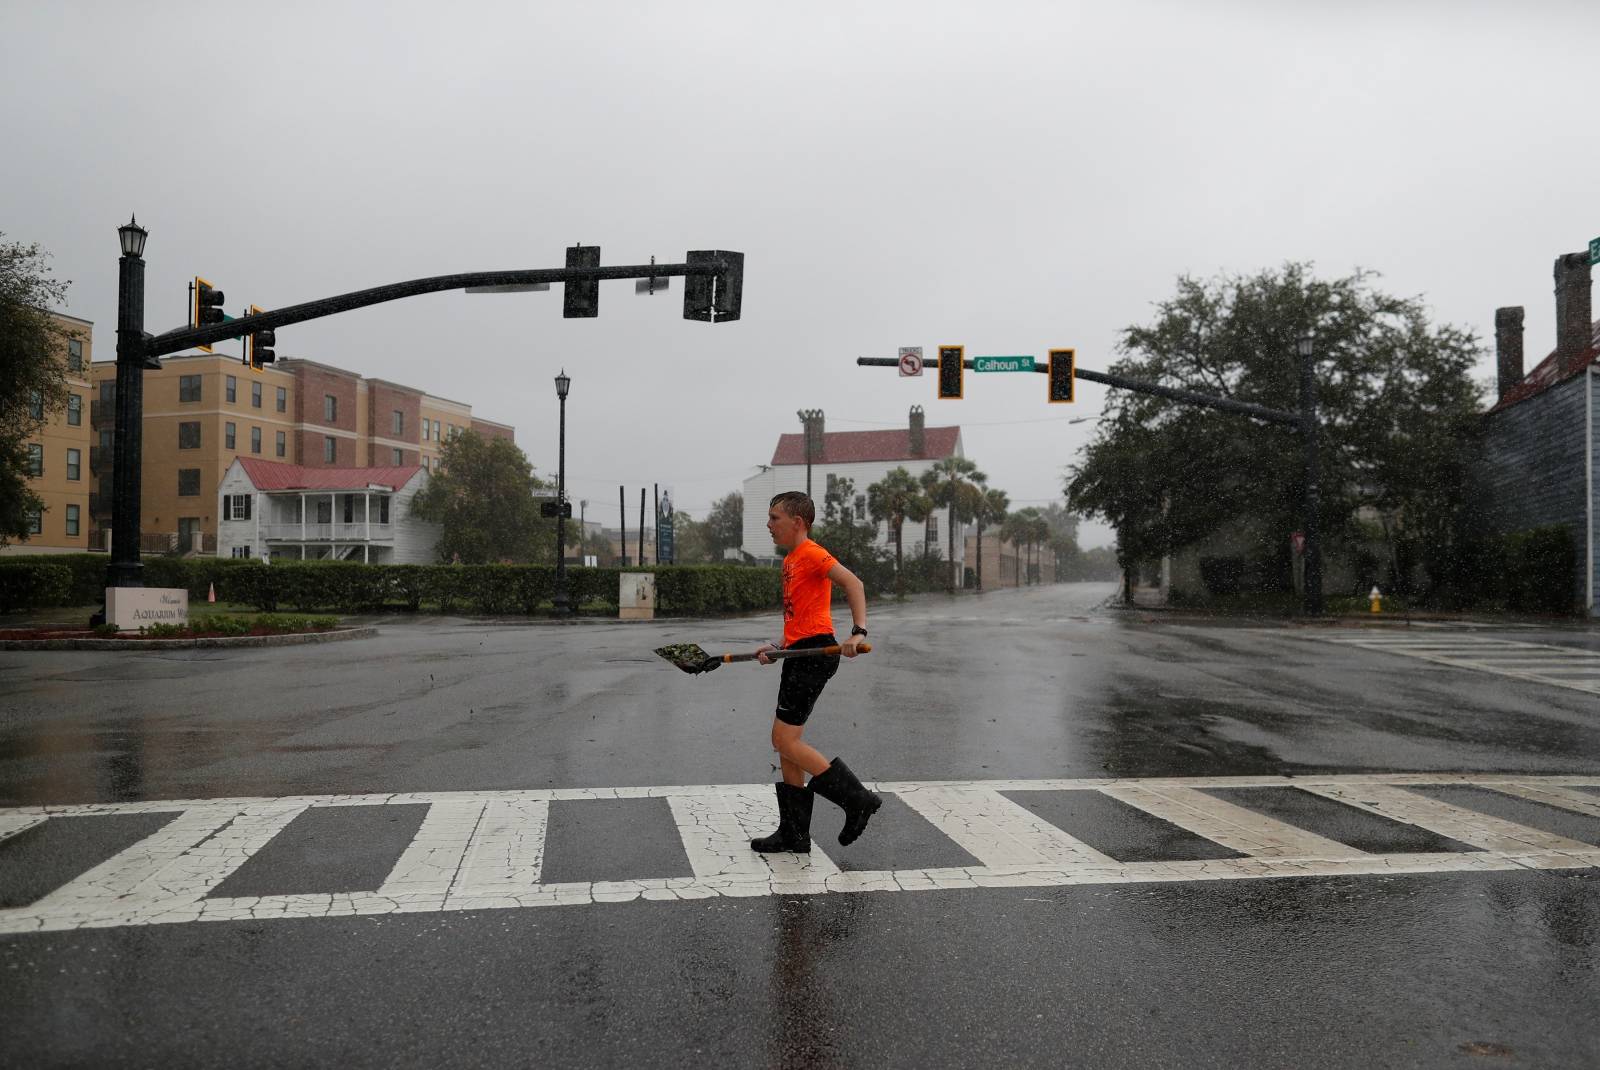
[775,633,840,727]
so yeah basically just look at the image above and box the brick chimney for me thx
[1495,306,1524,401]
[1554,251,1593,375]
[908,405,925,457]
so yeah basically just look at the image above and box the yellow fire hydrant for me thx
[1369,585,1382,614]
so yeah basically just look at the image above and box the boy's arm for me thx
[827,562,868,657]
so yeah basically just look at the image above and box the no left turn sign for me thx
[898,346,924,377]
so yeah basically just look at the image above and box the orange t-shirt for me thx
[781,538,838,646]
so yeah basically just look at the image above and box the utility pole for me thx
[619,485,627,565]
[1297,334,1323,615]
[638,488,645,566]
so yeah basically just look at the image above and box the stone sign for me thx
[619,574,656,621]
[106,587,189,631]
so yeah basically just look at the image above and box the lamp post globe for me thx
[118,215,148,258]
[553,370,572,616]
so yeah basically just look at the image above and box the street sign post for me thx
[898,346,923,377]
[973,355,1035,373]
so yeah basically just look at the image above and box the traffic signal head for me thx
[1048,348,1075,403]
[682,250,744,323]
[193,276,225,353]
[246,305,275,370]
[564,245,600,318]
[937,345,964,399]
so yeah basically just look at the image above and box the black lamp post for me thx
[553,369,572,616]
[1297,332,1323,616]
[107,215,150,592]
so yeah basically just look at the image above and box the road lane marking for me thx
[1313,633,1600,695]
[1099,784,1367,859]
[4,774,1599,933]
[895,786,1116,867]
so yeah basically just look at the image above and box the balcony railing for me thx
[90,398,115,428]
[89,492,112,517]
[261,522,394,542]
[90,446,114,473]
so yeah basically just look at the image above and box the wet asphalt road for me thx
[2,583,1599,1068]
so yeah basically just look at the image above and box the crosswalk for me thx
[2,773,1598,934]
[1310,631,1600,695]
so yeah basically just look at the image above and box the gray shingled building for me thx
[1480,251,1599,615]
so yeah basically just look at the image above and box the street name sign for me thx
[898,347,924,376]
[973,355,1035,373]
[1590,237,1600,266]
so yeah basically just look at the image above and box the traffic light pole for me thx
[855,352,1323,614]
[107,228,741,609]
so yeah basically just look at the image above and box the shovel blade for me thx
[654,643,719,675]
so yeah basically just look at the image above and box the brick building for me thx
[3,312,95,555]
[78,354,514,555]
[1480,251,1599,615]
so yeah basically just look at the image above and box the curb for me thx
[0,626,377,652]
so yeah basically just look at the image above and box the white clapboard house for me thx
[216,458,441,563]
[741,407,966,573]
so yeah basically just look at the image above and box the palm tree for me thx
[974,486,1009,591]
[1002,507,1045,585]
[867,467,923,597]
[1030,513,1052,583]
[925,457,985,592]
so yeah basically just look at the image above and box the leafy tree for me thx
[867,466,925,596]
[924,456,985,591]
[1066,263,1483,596]
[409,430,553,563]
[973,486,1009,591]
[1,236,71,545]
[703,492,743,561]
[668,511,712,563]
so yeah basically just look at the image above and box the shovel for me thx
[654,641,872,676]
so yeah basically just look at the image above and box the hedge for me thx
[0,556,781,617]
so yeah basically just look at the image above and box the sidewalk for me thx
[1100,585,1600,630]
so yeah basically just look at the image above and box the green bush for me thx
[1502,526,1576,615]
[0,563,72,613]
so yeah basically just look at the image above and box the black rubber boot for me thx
[750,782,813,853]
[808,758,882,846]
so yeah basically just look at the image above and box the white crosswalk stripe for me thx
[1310,631,1600,695]
[2,773,1598,933]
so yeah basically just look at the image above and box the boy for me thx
[750,490,880,855]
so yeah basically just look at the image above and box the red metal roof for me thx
[770,426,960,466]
[237,457,422,492]
[1490,319,1600,413]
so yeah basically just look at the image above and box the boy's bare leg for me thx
[772,721,829,787]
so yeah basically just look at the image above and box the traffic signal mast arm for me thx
[854,356,1300,428]
[146,253,743,359]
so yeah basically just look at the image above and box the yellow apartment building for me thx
[82,354,514,553]
[4,312,94,556]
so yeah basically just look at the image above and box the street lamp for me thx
[1296,332,1323,616]
[106,215,151,595]
[553,369,572,616]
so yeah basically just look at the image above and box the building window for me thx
[225,422,236,450]
[276,386,286,412]
[392,448,404,465]
[29,391,43,419]
[67,339,84,373]
[178,421,201,449]
[251,426,262,454]
[324,436,337,463]
[67,394,82,426]
[316,498,332,524]
[178,468,200,496]
[324,395,337,422]
[227,494,252,521]
[928,516,939,542]
[99,429,112,451]
[66,448,81,481]
[393,410,404,436]
[25,510,41,535]
[66,504,80,536]
[376,496,390,523]
[179,375,202,402]
[27,444,42,477]
[231,546,253,559]
[252,381,262,408]
[276,430,286,458]
[423,419,431,442]
[226,375,237,403]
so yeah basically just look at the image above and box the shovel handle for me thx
[722,642,871,665]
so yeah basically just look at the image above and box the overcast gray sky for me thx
[6,0,1597,547]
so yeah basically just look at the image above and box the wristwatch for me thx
[850,625,868,637]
